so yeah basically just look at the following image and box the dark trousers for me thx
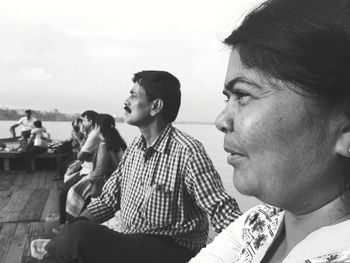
[59,173,85,224]
[21,130,31,140]
[57,152,77,179]
[40,218,196,263]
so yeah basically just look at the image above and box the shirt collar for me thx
[135,123,173,153]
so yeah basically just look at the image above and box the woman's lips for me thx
[227,153,245,166]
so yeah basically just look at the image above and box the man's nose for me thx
[124,97,130,105]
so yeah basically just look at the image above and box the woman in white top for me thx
[189,0,350,262]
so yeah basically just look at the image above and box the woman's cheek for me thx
[237,112,270,147]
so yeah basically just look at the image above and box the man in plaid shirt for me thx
[41,71,241,263]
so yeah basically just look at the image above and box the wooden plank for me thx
[3,223,29,263]
[21,222,45,263]
[0,174,17,191]
[0,190,33,223]
[16,174,35,190]
[0,192,12,216]
[18,190,49,222]
[36,172,46,189]
[0,174,17,214]
[41,189,60,221]
[0,223,17,263]
[28,173,43,190]
[41,172,59,190]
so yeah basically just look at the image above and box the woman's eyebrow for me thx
[224,77,263,92]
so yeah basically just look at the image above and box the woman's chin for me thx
[232,171,257,196]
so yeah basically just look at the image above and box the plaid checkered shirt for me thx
[87,124,242,251]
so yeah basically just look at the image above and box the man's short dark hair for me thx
[132,70,181,123]
[81,110,99,127]
[25,109,32,115]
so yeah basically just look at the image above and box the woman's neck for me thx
[284,192,350,250]
[263,193,350,263]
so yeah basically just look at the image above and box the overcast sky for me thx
[1,0,264,122]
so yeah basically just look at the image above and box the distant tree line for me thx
[0,108,125,123]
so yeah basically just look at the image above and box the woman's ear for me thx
[150,99,164,117]
[335,108,350,158]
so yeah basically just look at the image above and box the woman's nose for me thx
[215,105,233,133]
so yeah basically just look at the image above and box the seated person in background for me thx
[38,70,241,263]
[66,114,127,218]
[53,118,85,181]
[58,110,101,224]
[70,118,85,151]
[21,120,50,172]
[189,0,350,262]
[9,109,37,141]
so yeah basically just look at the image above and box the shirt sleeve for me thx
[80,130,100,154]
[16,117,24,125]
[185,150,242,232]
[30,128,38,136]
[87,167,121,223]
[188,212,246,263]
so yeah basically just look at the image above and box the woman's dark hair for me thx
[132,70,181,123]
[33,120,42,128]
[224,0,350,110]
[99,114,127,152]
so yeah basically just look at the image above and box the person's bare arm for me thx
[9,124,20,138]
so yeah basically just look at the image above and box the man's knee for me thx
[45,219,96,261]
[65,219,96,241]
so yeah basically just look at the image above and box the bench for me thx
[0,151,70,172]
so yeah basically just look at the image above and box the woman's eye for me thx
[233,90,251,105]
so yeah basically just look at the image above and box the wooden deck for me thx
[0,170,217,263]
[0,171,62,263]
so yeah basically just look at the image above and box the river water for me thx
[0,120,260,211]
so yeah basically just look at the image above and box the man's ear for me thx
[150,99,163,117]
[335,108,350,158]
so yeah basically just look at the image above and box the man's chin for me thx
[125,117,135,126]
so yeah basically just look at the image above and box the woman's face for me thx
[216,50,341,212]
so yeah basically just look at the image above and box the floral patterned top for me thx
[189,204,350,263]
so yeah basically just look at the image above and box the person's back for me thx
[31,127,50,149]
[20,120,49,172]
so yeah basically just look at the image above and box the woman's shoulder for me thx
[240,204,283,230]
